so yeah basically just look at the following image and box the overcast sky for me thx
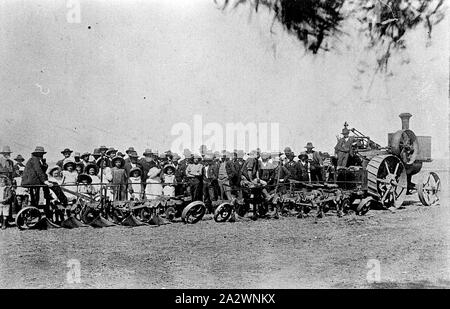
[0,0,448,162]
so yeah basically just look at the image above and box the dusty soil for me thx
[1,168,449,289]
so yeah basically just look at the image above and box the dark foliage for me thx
[217,0,446,71]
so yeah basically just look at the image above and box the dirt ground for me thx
[1,167,449,289]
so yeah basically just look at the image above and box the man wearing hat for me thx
[22,146,53,215]
[217,151,236,200]
[57,148,73,169]
[13,154,26,175]
[139,149,157,186]
[98,146,108,156]
[0,146,14,181]
[334,127,357,168]
[92,148,102,161]
[284,149,301,181]
[186,154,204,201]
[105,147,117,159]
[231,150,245,198]
[80,152,92,165]
[304,142,324,182]
[124,151,142,177]
[125,147,136,156]
[111,156,128,201]
[202,154,218,212]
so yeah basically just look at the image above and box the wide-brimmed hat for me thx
[14,154,25,162]
[305,142,315,149]
[236,150,245,159]
[128,151,139,158]
[260,152,271,160]
[92,148,101,156]
[85,163,99,175]
[61,148,73,154]
[143,148,154,156]
[342,128,350,135]
[32,146,47,155]
[98,145,108,152]
[125,147,135,154]
[183,149,191,156]
[106,147,117,156]
[63,160,76,170]
[81,152,91,159]
[111,156,125,168]
[117,152,125,158]
[193,154,202,160]
[172,153,181,161]
[0,146,12,154]
[48,166,61,176]
[129,166,142,177]
[77,173,92,184]
[283,147,293,154]
[163,164,176,174]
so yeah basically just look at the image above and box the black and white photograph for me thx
[0,0,448,292]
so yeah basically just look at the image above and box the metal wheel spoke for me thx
[393,163,399,177]
[384,161,391,174]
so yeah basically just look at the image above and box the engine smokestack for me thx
[399,113,412,130]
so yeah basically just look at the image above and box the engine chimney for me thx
[399,113,412,130]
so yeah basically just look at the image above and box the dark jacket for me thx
[202,163,218,182]
[22,156,48,186]
[284,160,301,181]
[138,158,157,182]
[124,160,143,178]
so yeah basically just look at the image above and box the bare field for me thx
[1,168,449,289]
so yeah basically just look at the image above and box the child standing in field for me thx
[162,164,176,197]
[61,160,78,203]
[13,166,29,212]
[85,163,101,199]
[128,167,144,201]
[110,156,128,201]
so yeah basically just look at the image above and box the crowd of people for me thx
[0,126,356,229]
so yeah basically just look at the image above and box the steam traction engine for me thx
[339,112,440,209]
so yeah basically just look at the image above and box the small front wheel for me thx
[214,202,233,222]
[182,201,206,224]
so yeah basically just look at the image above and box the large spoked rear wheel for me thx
[181,201,206,224]
[367,154,407,208]
[214,202,233,222]
[418,172,440,206]
[15,207,42,230]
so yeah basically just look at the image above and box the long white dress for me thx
[61,170,78,202]
[145,167,162,200]
[162,174,175,197]
[129,176,143,201]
